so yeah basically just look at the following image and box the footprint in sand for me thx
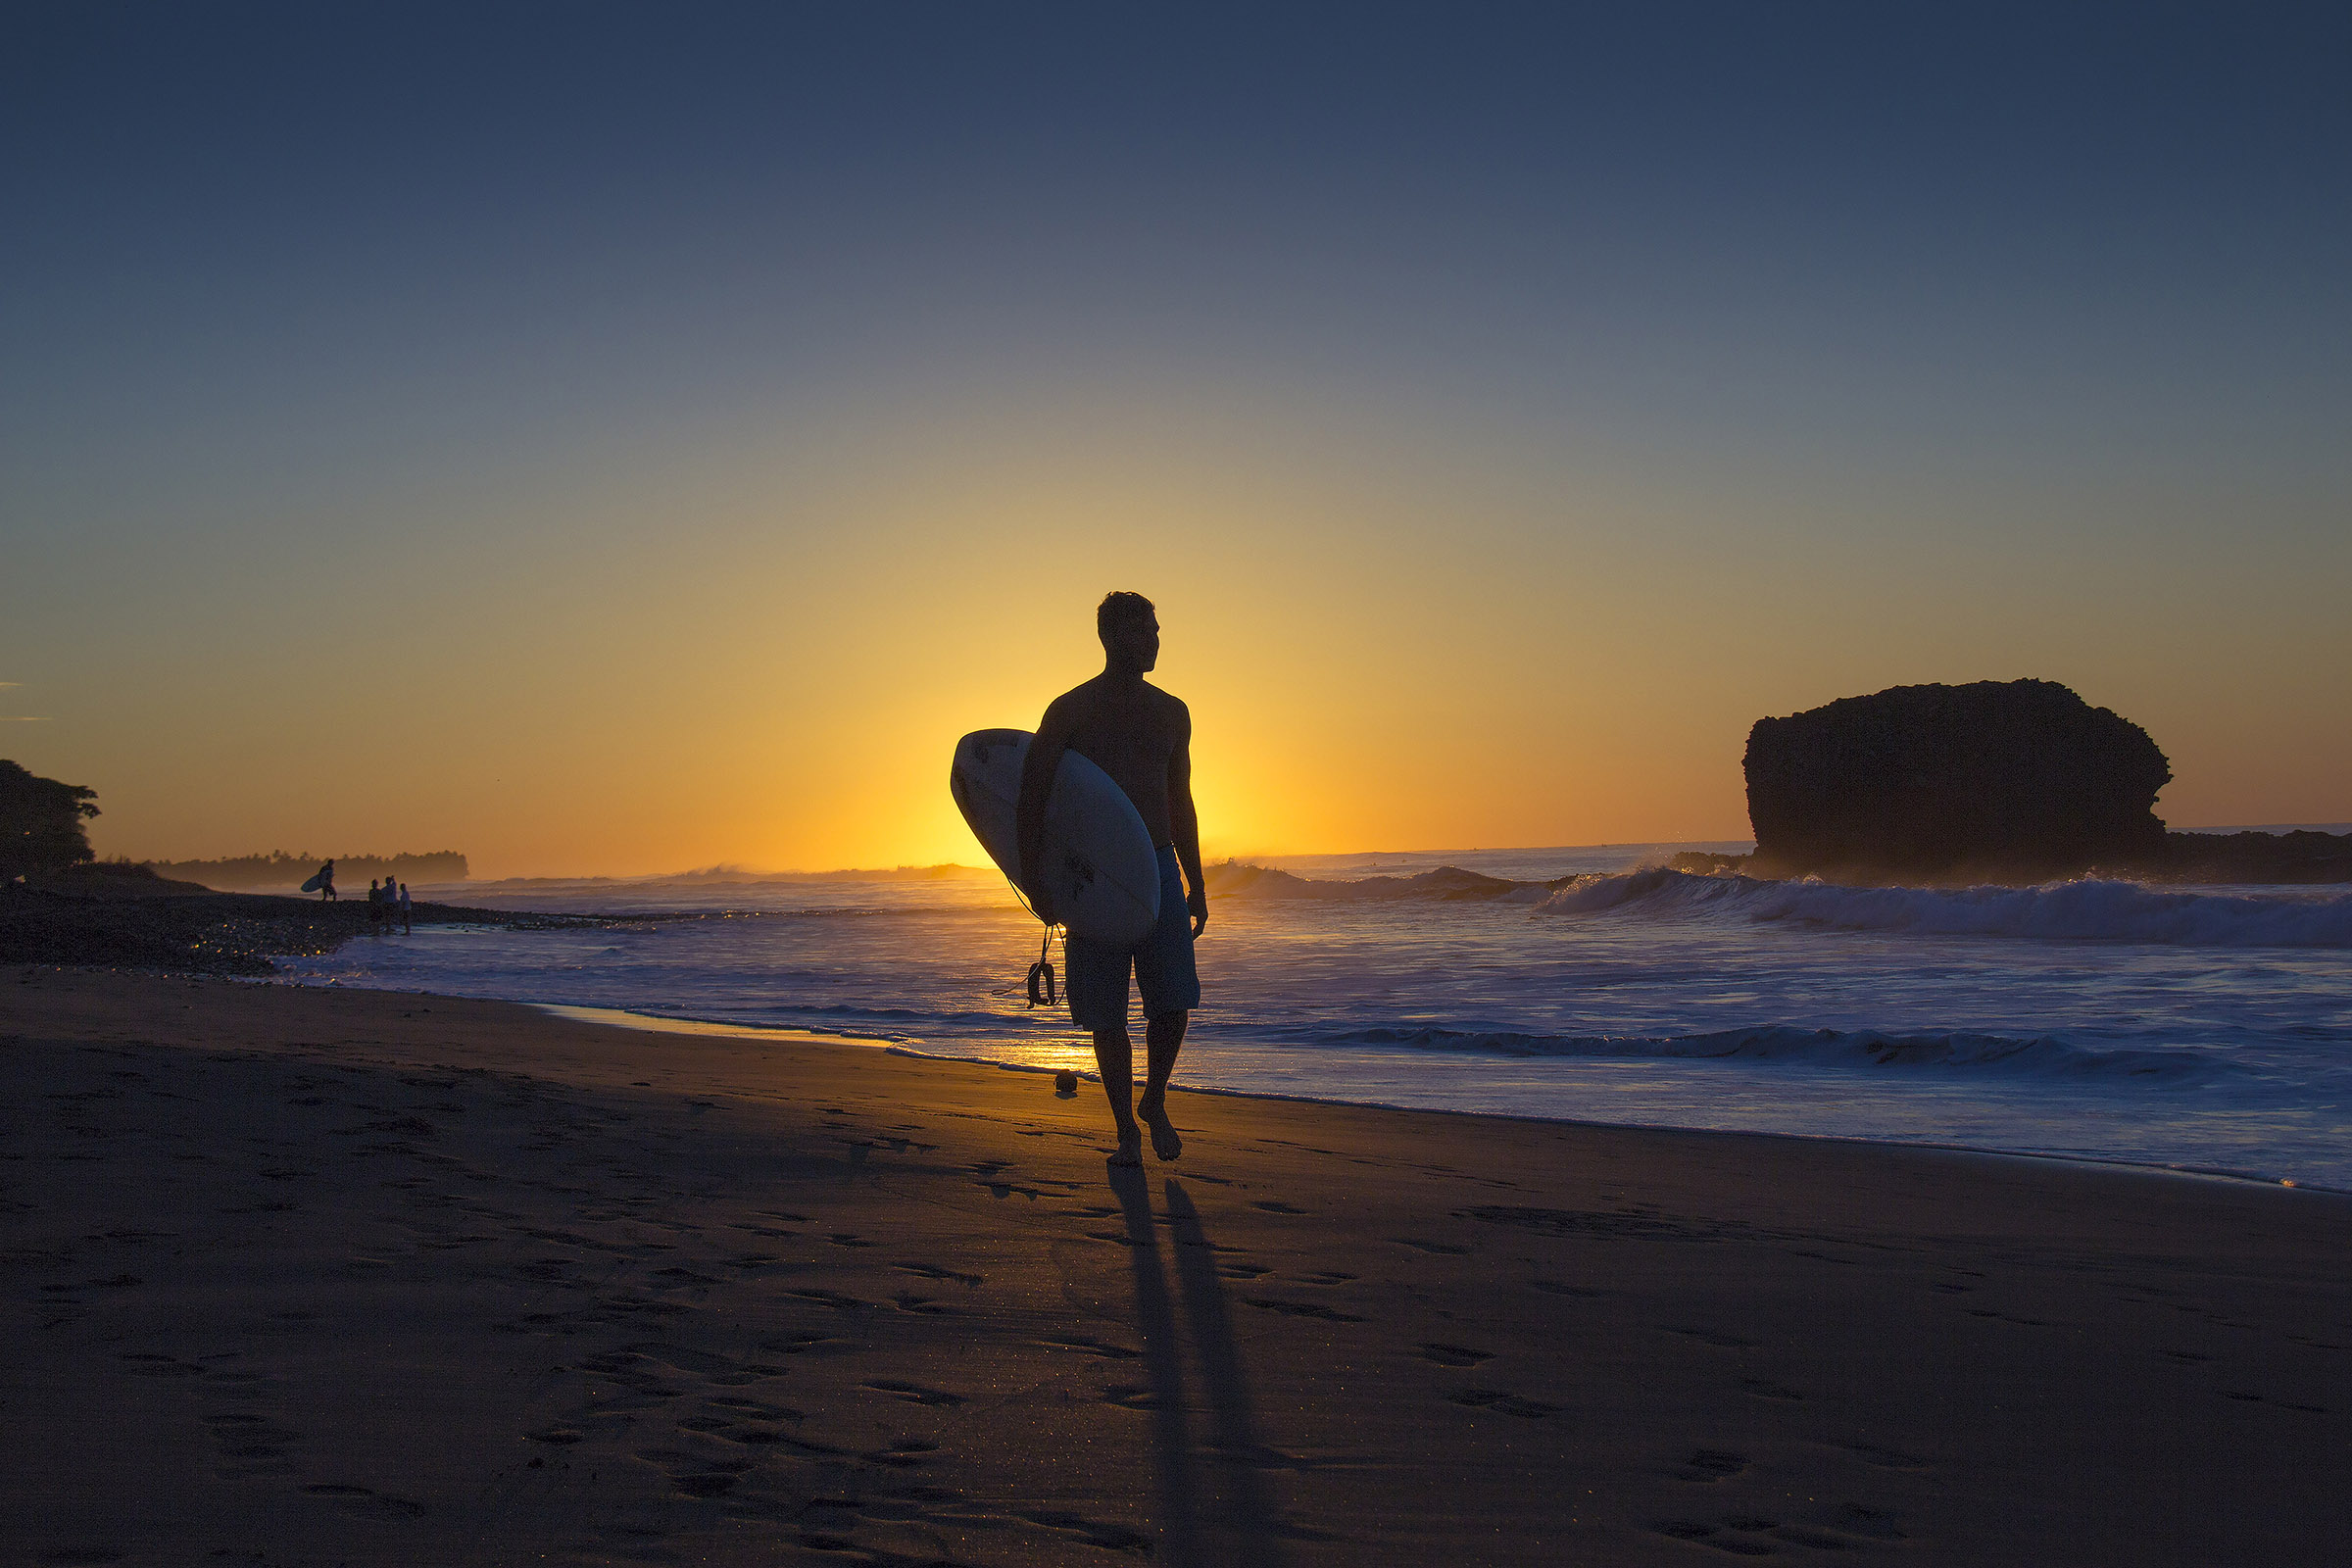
[1101,1385,1166,1410]
[860,1438,943,1468]
[206,1410,301,1462]
[1833,1438,1928,1470]
[1039,1334,1143,1359]
[861,1379,966,1406]
[1670,1326,1759,1348]
[1448,1388,1559,1418]
[1656,1506,1906,1550]
[784,1288,877,1312]
[1245,1297,1365,1323]
[1676,1448,1749,1482]
[1013,1509,1155,1555]
[705,1396,806,1430]
[1651,1516,1799,1556]
[894,1261,983,1287]
[303,1482,425,1518]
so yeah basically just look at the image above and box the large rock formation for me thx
[1743,680,2171,879]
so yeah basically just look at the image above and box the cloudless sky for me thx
[5,2,2347,873]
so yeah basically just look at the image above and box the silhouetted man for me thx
[1017,592,1207,1167]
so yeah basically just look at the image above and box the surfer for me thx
[1017,592,1207,1168]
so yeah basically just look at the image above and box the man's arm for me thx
[1167,701,1207,937]
[1016,693,1079,922]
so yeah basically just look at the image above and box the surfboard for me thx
[951,729,1159,947]
[300,871,328,893]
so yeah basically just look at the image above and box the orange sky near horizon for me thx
[13,383,2348,878]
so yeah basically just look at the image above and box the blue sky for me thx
[5,3,2347,869]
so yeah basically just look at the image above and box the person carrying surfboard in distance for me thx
[1017,591,1207,1168]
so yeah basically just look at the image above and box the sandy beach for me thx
[4,967,2346,1567]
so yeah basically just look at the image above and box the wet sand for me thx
[4,967,2346,1566]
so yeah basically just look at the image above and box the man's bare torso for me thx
[1045,675,1189,847]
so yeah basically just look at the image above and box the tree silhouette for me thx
[1,760,100,880]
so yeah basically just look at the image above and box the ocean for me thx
[276,843,2352,1190]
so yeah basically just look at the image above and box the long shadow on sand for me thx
[1109,1167,1290,1567]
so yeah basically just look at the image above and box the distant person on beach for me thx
[367,878,383,931]
[398,881,412,934]
[317,860,336,901]
[1017,591,1206,1168]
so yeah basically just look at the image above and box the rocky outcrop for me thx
[2160,830,2352,885]
[0,884,601,973]
[1743,680,2171,879]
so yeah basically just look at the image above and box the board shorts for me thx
[1066,844,1200,1031]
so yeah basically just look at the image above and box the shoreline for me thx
[8,965,2347,1565]
[528,998,2334,1195]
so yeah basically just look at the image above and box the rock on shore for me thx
[1743,679,2172,879]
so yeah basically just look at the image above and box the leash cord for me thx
[998,859,1061,1009]
[1026,922,1060,1008]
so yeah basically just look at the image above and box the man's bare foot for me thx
[1108,1127,1144,1168]
[1136,1096,1183,1161]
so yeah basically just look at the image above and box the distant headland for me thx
[143,850,469,890]
[2,759,561,971]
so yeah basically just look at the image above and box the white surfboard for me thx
[300,871,328,893]
[951,729,1159,947]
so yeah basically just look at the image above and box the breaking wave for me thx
[1312,1024,2240,1082]
[1536,869,2352,949]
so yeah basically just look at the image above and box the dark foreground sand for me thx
[4,969,2346,1566]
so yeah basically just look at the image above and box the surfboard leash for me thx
[1026,923,1061,1008]
[995,858,1063,1008]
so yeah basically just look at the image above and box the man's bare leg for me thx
[1136,1011,1185,1161]
[1090,1026,1144,1165]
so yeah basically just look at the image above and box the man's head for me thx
[1097,591,1159,673]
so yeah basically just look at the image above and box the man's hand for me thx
[1025,879,1058,928]
[1187,885,1208,939]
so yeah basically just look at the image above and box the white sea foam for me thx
[1537,869,2352,949]
[1313,1024,2238,1082]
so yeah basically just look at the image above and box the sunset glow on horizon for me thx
[7,5,2347,877]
